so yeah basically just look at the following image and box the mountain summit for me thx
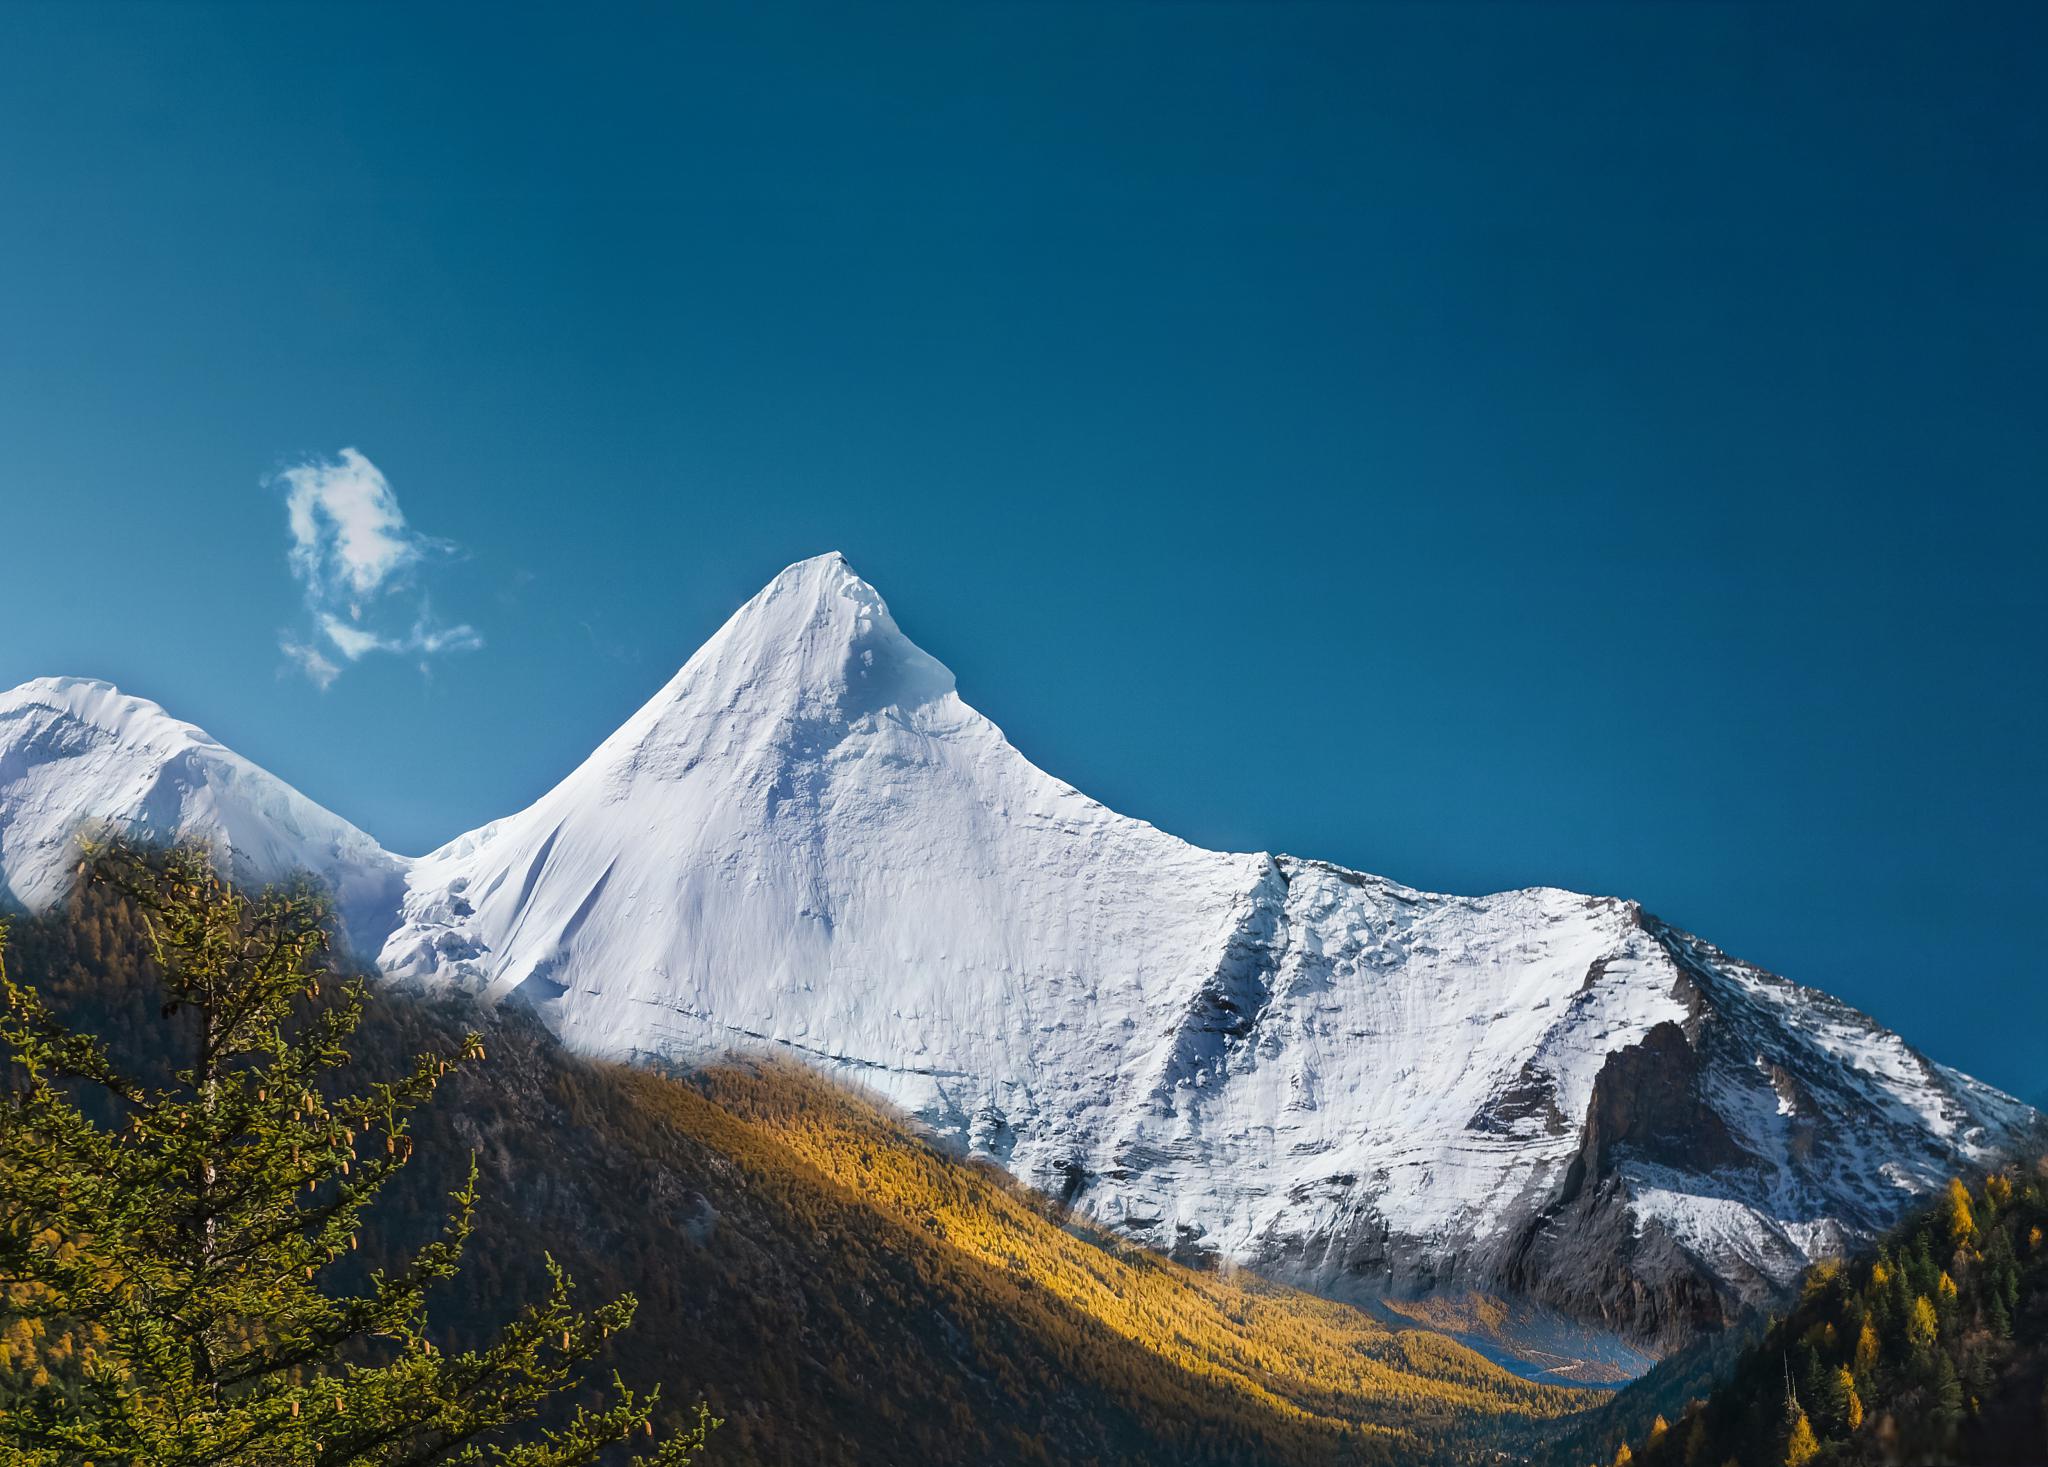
[609,551,958,740]
[0,556,2034,1350]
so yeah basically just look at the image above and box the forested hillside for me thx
[1568,1164,2048,1467]
[1,879,1597,1466]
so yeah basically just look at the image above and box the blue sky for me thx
[1,2,2041,1095]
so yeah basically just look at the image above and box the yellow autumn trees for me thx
[1782,1405,1819,1467]
[1831,1366,1863,1432]
[649,1057,1598,1456]
[1943,1176,1976,1245]
[1907,1293,1940,1351]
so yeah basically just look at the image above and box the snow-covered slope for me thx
[0,677,405,954]
[2,557,2035,1349]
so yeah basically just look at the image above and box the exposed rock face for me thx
[1,556,2037,1353]
[1494,1021,1756,1350]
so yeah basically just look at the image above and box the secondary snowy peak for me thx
[0,676,405,954]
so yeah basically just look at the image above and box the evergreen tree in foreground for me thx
[0,841,715,1466]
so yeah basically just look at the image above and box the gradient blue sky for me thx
[1,3,2042,1094]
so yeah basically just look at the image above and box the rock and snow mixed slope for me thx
[0,555,2035,1348]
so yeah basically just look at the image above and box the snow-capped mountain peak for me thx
[1,557,2036,1351]
[570,551,960,805]
[380,555,1258,1055]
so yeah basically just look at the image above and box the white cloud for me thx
[273,449,482,687]
[413,616,484,656]
[280,638,341,691]
[318,613,387,660]
[282,448,422,601]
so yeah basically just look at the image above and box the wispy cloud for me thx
[279,637,342,691]
[273,448,481,687]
